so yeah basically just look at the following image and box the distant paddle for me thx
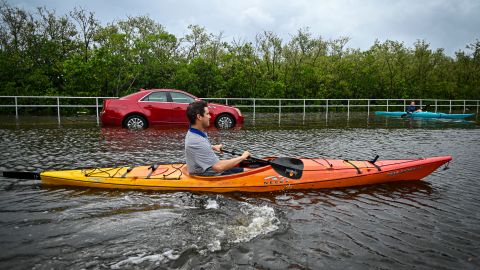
[221,149,304,179]
[421,104,431,111]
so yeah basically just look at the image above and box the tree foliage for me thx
[0,2,478,99]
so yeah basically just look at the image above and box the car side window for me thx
[170,92,195,104]
[142,92,168,102]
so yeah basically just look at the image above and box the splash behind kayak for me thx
[35,156,452,192]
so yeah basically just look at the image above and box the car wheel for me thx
[215,114,235,129]
[124,115,147,130]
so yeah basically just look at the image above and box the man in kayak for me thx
[406,101,422,113]
[185,100,250,176]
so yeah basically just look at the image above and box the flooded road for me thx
[0,114,479,269]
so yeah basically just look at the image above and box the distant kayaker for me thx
[185,100,250,176]
[406,101,422,113]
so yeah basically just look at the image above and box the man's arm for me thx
[211,151,250,172]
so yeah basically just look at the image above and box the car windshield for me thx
[170,92,195,104]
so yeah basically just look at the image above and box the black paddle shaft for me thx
[221,149,304,179]
[2,171,41,180]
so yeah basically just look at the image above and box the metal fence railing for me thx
[0,96,117,125]
[202,98,479,124]
[0,96,478,125]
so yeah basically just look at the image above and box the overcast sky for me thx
[10,0,480,55]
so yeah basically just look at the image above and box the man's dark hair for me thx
[186,100,208,125]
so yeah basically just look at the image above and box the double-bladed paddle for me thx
[220,149,304,179]
[2,171,41,179]
[3,151,306,181]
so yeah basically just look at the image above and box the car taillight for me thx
[102,100,110,112]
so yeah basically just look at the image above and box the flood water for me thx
[0,114,479,269]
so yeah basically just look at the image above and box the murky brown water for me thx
[0,114,479,269]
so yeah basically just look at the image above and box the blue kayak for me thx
[375,111,474,119]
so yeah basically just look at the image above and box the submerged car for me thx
[100,89,244,129]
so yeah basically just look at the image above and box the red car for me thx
[100,89,244,129]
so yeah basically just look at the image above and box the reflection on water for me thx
[0,115,479,269]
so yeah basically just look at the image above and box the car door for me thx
[138,91,172,124]
[168,92,195,124]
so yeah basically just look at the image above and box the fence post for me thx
[403,99,406,111]
[386,99,389,112]
[419,99,422,108]
[449,100,452,114]
[435,100,438,113]
[14,96,18,120]
[367,99,370,118]
[225,98,228,106]
[477,100,479,119]
[347,99,350,120]
[325,99,329,121]
[57,97,61,124]
[463,100,466,114]
[96,98,99,126]
[253,99,256,125]
[278,99,281,125]
[303,99,306,123]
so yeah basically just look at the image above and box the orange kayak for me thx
[33,156,452,192]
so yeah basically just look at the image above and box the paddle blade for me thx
[270,158,304,179]
[2,171,41,180]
